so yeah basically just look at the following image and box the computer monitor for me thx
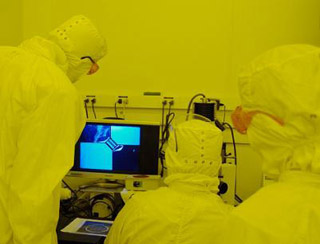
[70,120,160,178]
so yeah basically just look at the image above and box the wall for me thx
[0,1,23,45]
[230,0,320,87]
[22,0,320,200]
[21,0,320,103]
[22,0,236,100]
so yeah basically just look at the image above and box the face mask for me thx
[66,55,91,83]
[248,113,320,177]
[247,114,293,177]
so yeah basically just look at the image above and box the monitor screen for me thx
[72,121,160,175]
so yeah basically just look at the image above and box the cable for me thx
[159,112,175,177]
[186,93,206,120]
[114,102,119,118]
[121,100,127,119]
[222,122,237,165]
[90,193,116,220]
[235,195,243,204]
[91,98,97,119]
[159,111,176,176]
[60,184,124,220]
[60,196,92,219]
[84,99,89,119]
[162,112,175,149]
[161,101,166,143]
[222,104,226,123]
[62,180,78,198]
[92,201,114,219]
[222,122,243,204]
[163,102,173,143]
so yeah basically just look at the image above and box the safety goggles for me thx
[81,56,99,75]
[231,106,284,134]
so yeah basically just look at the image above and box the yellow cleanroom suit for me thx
[0,16,106,244]
[219,45,320,244]
[105,119,232,244]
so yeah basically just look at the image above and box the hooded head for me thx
[48,15,107,82]
[165,119,223,178]
[238,44,320,177]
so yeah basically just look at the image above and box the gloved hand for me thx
[60,188,72,200]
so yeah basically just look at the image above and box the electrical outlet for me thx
[86,95,96,104]
[118,96,128,105]
[163,96,174,106]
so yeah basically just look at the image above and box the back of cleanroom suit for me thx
[105,120,232,244]
[0,15,106,244]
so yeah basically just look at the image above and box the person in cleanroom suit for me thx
[218,44,320,244]
[0,15,106,244]
[105,119,232,244]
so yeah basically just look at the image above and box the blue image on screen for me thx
[79,124,141,172]
[111,126,140,145]
[80,143,113,170]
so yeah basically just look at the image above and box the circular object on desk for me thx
[85,223,109,233]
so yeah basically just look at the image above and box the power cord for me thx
[186,93,206,120]
[91,98,97,119]
[60,182,125,220]
[161,100,167,144]
[222,122,237,165]
[160,100,167,177]
[222,104,226,123]
[222,122,243,204]
[62,180,78,198]
[84,98,89,119]
[162,108,175,144]
[114,102,119,118]
[159,110,175,177]
[90,193,116,220]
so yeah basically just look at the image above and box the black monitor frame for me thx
[71,120,160,176]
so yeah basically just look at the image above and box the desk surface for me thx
[57,216,106,244]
